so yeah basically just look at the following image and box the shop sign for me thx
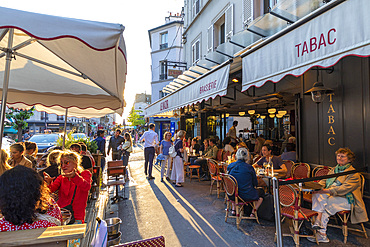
[327,93,336,146]
[160,100,169,111]
[168,69,182,77]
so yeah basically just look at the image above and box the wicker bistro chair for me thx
[277,184,318,246]
[116,236,165,247]
[283,160,295,179]
[327,174,368,243]
[303,166,332,204]
[221,173,259,229]
[207,159,224,198]
[216,149,224,162]
[291,163,310,179]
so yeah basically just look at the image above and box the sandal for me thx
[250,213,255,217]
[231,210,236,216]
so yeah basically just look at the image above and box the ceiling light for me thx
[276,114,283,118]
[232,78,239,83]
[226,113,230,117]
[239,112,245,116]
[248,110,255,115]
[269,114,275,118]
[268,108,276,114]
[260,115,266,119]
[278,110,287,115]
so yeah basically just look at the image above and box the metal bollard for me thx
[272,177,283,247]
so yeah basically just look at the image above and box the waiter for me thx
[139,123,159,179]
[228,120,238,148]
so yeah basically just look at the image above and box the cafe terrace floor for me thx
[104,147,369,247]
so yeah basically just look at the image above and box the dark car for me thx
[29,134,60,152]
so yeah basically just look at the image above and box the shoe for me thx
[166,177,171,181]
[148,176,155,180]
[311,220,324,230]
[175,184,183,187]
[161,178,164,182]
[307,234,329,243]
[231,210,236,216]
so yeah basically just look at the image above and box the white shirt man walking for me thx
[139,123,159,179]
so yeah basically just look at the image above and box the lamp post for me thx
[304,81,333,164]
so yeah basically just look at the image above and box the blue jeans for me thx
[144,147,155,176]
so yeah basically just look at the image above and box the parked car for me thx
[29,133,60,152]
[71,133,87,140]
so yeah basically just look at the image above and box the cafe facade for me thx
[146,0,370,216]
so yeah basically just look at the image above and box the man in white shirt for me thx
[139,123,159,179]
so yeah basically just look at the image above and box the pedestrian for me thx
[171,130,186,187]
[120,132,133,166]
[139,123,158,179]
[159,132,172,182]
[93,130,106,171]
[107,129,125,161]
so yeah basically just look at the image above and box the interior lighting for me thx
[232,78,239,83]
[278,110,287,115]
[225,113,230,117]
[268,108,276,114]
[269,114,275,118]
[239,112,245,116]
[304,82,334,104]
[248,110,255,115]
[260,115,266,119]
[276,114,283,118]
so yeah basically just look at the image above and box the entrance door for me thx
[160,122,171,141]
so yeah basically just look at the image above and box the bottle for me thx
[268,156,273,176]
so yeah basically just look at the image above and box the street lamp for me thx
[304,82,333,103]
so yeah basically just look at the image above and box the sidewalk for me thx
[106,148,369,247]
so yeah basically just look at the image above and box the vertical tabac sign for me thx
[327,93,335,146]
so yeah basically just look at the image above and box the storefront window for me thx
[207,115,221,138]
[185,118,195,139]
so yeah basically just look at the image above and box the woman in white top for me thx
[171,130,186,187]
[222,137,234,154]
[121,133,133,166]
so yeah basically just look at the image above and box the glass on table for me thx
[199,151,203,156]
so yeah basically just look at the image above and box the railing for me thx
[272,167,368,247]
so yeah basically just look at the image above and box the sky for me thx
[0,0,184,123]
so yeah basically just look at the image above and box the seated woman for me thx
[222,137,234,154]
[0,166,62,231]
[24,141,38,169]
[8,143,33,169]
[44,150,92,224]
[253,144,287,174]
[308,148,368,243]
[281,143,296,162]
[227,148,264,216]
[0,149,12,176]
[39,149,63,180]
[189,137,200,155]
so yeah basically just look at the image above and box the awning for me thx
[242,0,370,91]
[0,6,127,114]
[146,64,230,117]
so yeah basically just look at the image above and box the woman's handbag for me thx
[62,186,77,225]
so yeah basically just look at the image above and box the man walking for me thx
[227,120,238,147]
[139,123,158,179]
[108,129,125,160]
[93,130,106,171]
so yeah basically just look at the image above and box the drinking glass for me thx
[199,151,203,156]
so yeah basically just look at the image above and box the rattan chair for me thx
[221,173,259,229]
[207,159,224,198]
[302,166,331,204]
[327,174,368,243]
[276,184,318,246]
[291,163,310,179]
[115,235,165,247]
[283,160,295,178]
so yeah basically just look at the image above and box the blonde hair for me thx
[177,130,186,139]
[58,150,83,173]
[0,149,12,175]
[46,150,63,167]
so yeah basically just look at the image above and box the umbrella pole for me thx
[0,29,14,148]
[62,108,68,149]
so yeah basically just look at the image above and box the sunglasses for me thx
[62,160,71,165]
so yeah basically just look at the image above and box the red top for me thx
[0,199,62,232]
[49,170,92,222]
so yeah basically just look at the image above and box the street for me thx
[106,148,369,247]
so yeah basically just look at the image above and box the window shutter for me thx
[243,0,253,27]
[207,25,213,53]
[225,4,234,39]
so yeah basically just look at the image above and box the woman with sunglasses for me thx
[44,150,92,224]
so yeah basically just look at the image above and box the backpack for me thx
[169,140,178,158]
[169,145,177,158]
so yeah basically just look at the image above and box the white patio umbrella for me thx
[0,6,127,147]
